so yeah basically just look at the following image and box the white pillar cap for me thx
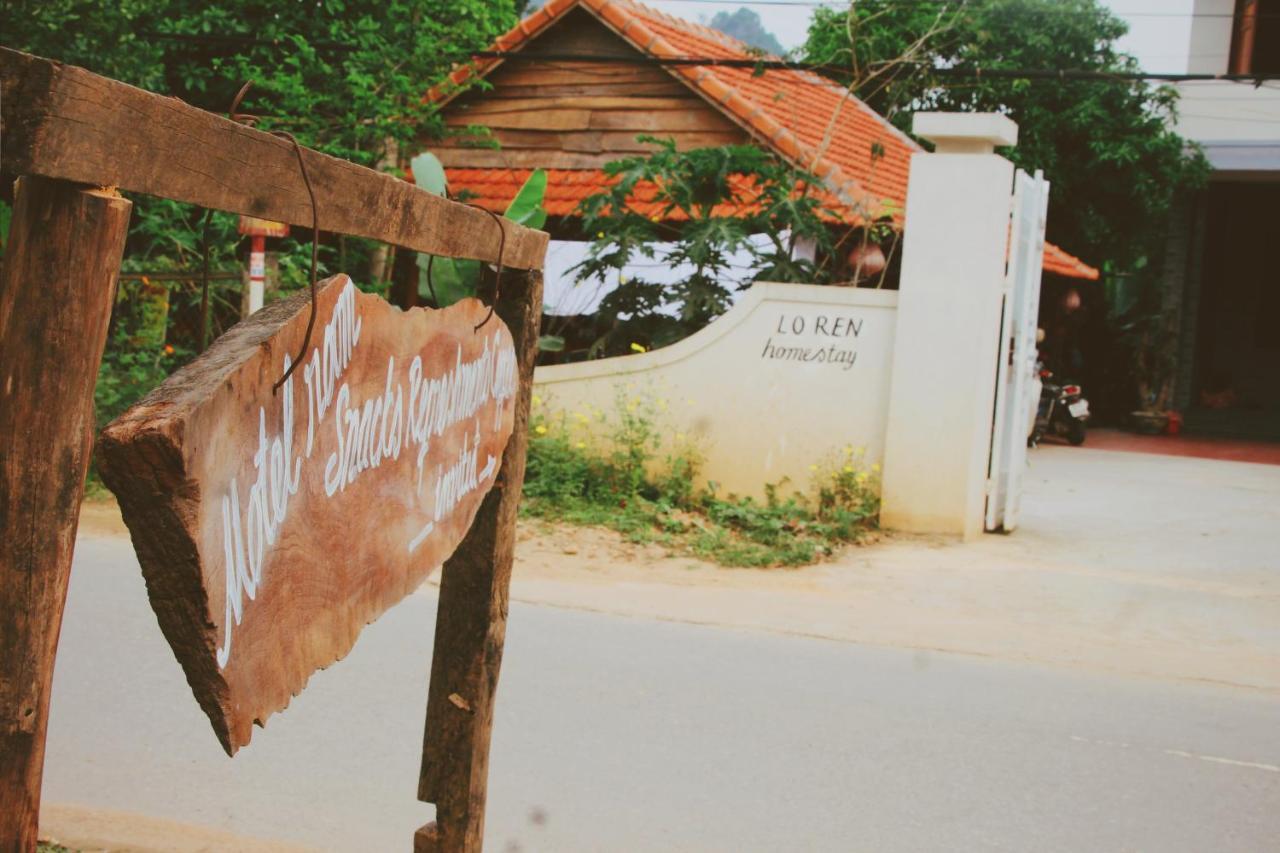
[912,112,1019,154]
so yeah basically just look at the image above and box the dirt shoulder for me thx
[40,804,315,853]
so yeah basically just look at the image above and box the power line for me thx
[650,0,1280,17]
[472,50,1280,83]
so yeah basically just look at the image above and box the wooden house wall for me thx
[433,8,752,169]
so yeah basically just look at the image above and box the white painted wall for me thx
[1101,0,1280,155]
[1187,0,1235,74]
[1177,82,1280,149]
[534,283,898,498]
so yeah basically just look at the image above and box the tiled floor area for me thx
[1081,428,1280,466]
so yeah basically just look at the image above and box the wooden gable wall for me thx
[433,7,752,169]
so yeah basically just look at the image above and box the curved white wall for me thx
[534,282,898,498]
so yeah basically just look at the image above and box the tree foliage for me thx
[3,0,517,167]
[1,1,520,430]
[803,0,1208,272]
[569,139,849,357]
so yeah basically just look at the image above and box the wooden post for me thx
[415,267,543,853]
[391,245,421,310]
[0,176,132,850]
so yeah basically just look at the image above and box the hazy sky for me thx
[643,0,1197,72]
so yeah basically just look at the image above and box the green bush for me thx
[521,393,879,567]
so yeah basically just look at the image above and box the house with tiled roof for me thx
[427,0,1098,283]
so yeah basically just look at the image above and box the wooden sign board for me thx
[98,275,518,754]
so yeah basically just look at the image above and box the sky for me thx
[643,0,1199,72]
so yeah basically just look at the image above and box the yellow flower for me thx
[574,411,589,423]
[532,394,543,407]
[596,231,605,239]
[843,465,854,474]
[626,402,638,412]
[535,424,548,435]
[809,464,819,471]
[576,441,586,449]
[630,342,647,353]
[871,463,881,473]
[677,432,687,442]
[856,472,868,483]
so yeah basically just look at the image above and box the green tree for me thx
[803,0,1208,273]
[3,0,517,168]
[1,1,520,428]
[569,138,848,357]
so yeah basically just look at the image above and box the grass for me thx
[521,394,879,568]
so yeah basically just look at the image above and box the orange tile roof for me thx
[432,0,1098,281]
[446,167,847,221]
[1042,241,1098,281]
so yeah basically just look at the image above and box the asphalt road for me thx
[43,535,1280,852]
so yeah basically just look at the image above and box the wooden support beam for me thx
[0,47,547,271]
[415,267,543,853]
[0,176,132,851]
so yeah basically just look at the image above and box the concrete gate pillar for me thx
[881,113,1018,540]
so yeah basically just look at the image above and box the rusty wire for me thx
[219,81,320,395]
[198,81,260,354]
[421,201,506,332]
[467,204,506,333]
[269,128,320,394]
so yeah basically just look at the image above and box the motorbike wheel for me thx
[1067,419,1087,446]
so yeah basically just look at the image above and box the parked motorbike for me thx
[1030,365,1089,446]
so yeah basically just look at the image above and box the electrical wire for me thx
[470,50,1280,83]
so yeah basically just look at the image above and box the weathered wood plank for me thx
[486,81,690,98]
[415,268,543,853]
[451,108,596,131]
[0,176,131,851]
[449,107,742,134]
[483,63,679,87]
[439,128,747,154]
[97,276,522,754]
[455,96,702,115]
[0,47,546,270]
[432,148,630,170]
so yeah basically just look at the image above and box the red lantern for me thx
[1062,287,1082,313]
[848,242,887,280]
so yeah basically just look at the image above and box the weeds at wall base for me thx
[522,395,880,568]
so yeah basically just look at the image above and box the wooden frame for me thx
[0,46,546,853]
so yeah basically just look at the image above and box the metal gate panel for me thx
[986,169,1049,532]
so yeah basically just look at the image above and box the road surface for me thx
[42,535,1280,852]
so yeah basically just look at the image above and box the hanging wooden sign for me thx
[98,275,519,754]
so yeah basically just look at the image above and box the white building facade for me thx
[1142,1,1280,437]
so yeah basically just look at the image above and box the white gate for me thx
[985,169,1049,533]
